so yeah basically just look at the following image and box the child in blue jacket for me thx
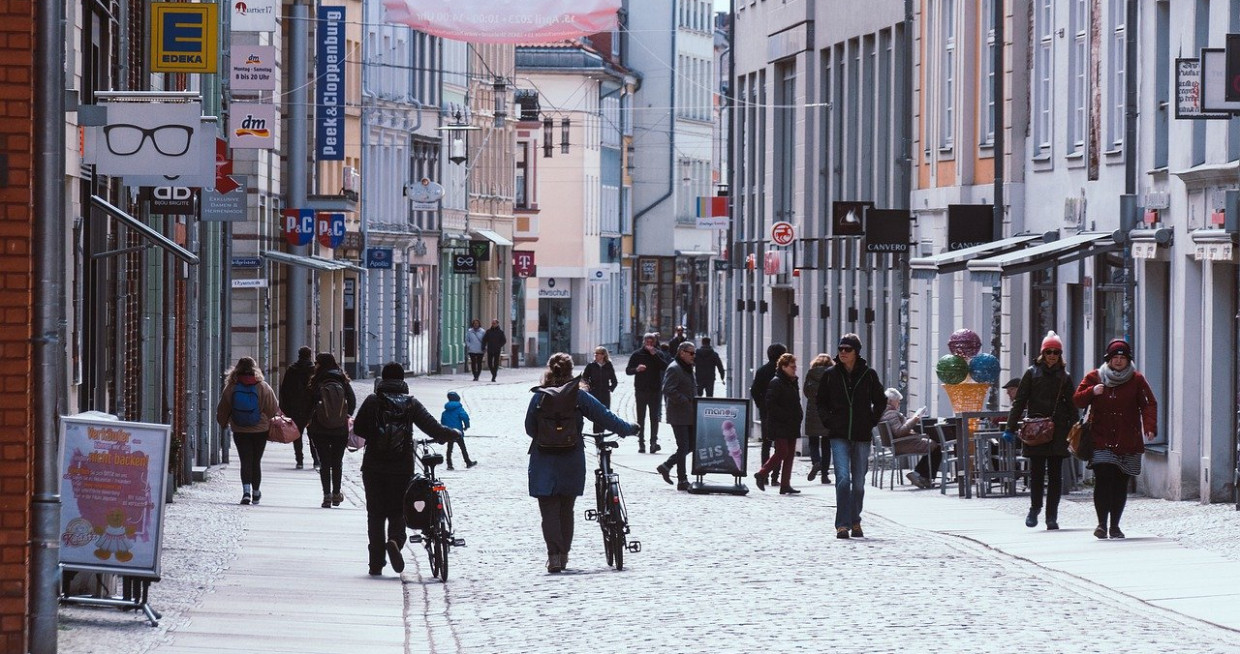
[441,391,477,470]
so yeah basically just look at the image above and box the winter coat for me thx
[441,400,471,431]
[694,346,725,384]
[465,327,486,354]
[306,369,358,438]
[625,347,669,395]
[669,333,688,352]
[353,379,461,476]
[762,369,803,441]
[1073,369,1157,456]
[277,359,315,427]
[816,359,886,442]
[216,376,279,434]
[1007,362,1077,458]
[662,359,697,426]
[749,344,787,419]
[582,360,618,405]
[881,407,936,455]
[802,365,829,437]
[524,387,638,497]
[483,326,507,355]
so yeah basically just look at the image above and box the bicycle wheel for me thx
[610,521,624,570]
[436,513,451,582]
[425,529,441,579]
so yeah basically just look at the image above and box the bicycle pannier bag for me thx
[533,377,582,452]
[404,475,437,531]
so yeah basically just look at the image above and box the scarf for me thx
[1098,362,1135,387]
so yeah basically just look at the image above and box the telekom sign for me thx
[382,0,620,43]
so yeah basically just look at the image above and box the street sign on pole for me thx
[770,221,795,246]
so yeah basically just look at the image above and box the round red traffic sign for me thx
[770,221,795,246]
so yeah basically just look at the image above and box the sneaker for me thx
[368,567,383,576]
[447,463,455,470]
[836,527,850,539]
[1093,525,1107,539]
[850,524,864,538]
[466,461,478,468]
[906,471,924,488]
[1046,520,1059,530]
[321,494,332,509]
[386,539,405,573]
[332,492,344,506]
[821,475,831,485]
[807,463,821,482]
[295,462,304,470]
[547,553,563,573]
[1025,509,1039,528]
[779,487,801,494]
[1109,526,1125,539]
[240,493,252,505]
[251,490,262,505]
[656,464,673,485]
[313,464,321,472]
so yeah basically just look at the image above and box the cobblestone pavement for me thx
[56,363,1240,654]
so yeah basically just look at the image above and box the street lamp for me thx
[438,109,480,165]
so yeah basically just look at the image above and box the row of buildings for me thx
[728,0,1240,505]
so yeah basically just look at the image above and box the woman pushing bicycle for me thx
[525,353,638,574]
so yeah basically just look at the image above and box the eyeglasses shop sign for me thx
[538,278,572,299]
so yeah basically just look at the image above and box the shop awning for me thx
[966,232,1120,286]
[471,229,513,247]
[260,251,365,273]
[908,233,1046,279]
[89,195,199,265]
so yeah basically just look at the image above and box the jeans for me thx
[363,470,407,569]
[634,390,661,442]
[468,353,484,380]
[830,439,871,529]
[311,433,347,495]
[537,495,577,556]
[662,424,694,481]
[233,432,268,491]
[486,352,501,380]
[1028,455,1065,516]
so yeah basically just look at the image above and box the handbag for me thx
[346,417,365,451]
[1017,382,1061,447]
[267,414,301,444]
[1067,407,1093,461]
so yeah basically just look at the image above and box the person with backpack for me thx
[525,353,639,573]
[278,346,319,470]
[307,352,357,509]
[440,391,477,470]
[215,357,279,505]
[352,362,462,576]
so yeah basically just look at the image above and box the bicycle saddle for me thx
[420,453,445,467]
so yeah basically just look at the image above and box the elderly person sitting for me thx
[880,388,940,489]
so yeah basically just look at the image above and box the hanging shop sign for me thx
[832,201,871,236]
[282,208,315,246]
[315,6,346,161]
[381,0,620,44]
[408,177,445,211]
[469,240,491,262]
[87,101,214,188]
[366,247,394,269]
[770,221,795,246]
[142,186,196,215]
[200,178,247,222]
[452,253,479,274]
[230,0,278,32]
[228,103,276,149]
[864,209,912,253]
[230,45,278,91]
[538,277,571,298]
[150,3,218,73]
[513,250,536,278]
[317,212,345,249]
[947,204,997,251]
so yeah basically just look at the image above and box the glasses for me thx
[103,123,193,157]
[1043,349,1062,356]
[684,351,696,356]
[837,346,855,353]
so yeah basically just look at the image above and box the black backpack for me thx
[314,379,350,429]
[532,377,582,451]
[368,394,413,457]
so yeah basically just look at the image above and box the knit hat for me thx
[1104,339,1132,361]
[838,334,862,352]
[447,391,460,402]
[1040,331,1063,353]
[884,388,903,402]
[381,362,405,380]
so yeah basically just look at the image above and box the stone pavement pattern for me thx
[59,366,1240,654]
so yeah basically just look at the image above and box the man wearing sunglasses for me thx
[815,334,886,539]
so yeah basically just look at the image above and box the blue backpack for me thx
[232,383,261,427]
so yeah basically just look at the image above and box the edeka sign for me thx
[150,3,218,73]
[317,213,345,249]
[947,204,996,251]
[281,208,315,246]
[315,6,345,161]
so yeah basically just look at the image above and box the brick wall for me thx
[0,0,37,650]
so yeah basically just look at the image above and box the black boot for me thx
[1045,510,1059,530]
[1025,507,1039,528]
[638,436,646,454]
[650,436,661,454]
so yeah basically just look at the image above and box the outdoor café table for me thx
[973,430,1025,497]
[951,411,1008,499]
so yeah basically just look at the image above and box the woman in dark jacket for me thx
[1004,331,1077,530]
[754,353,803,494]
[582,346,619,433]
[525,353,638,573]
[803,354,833,484]
[1073,339,1157,539]
[307,352,357,509]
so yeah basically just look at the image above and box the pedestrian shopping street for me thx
[59,367,1240,654]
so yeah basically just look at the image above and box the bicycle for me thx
[583,431,641,570]
[406,438,464,582]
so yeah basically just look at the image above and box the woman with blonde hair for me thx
[215,357,279,505]
[582,346,619,433]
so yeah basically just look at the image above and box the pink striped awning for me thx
[382,0,621,44]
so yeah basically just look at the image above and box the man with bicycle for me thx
[352,362,463,576]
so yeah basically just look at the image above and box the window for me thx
[515,142,529,209]
[1033,0,1053,158]
[1068,0,1087,155]
[980,0,996,147]
[1107,0,1125,151]
[939,0,956,150]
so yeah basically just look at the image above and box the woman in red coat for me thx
[1072,339,1157,539]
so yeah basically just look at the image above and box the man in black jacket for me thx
[482,319,507,382]
[815,334,886,540]
[278,346,318,470]
[749,342,787,468]
[694,337,725,397]
[352,362,462,576]
[625,333,669,453]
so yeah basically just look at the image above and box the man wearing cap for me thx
[816,333,887,539]
[1003,377,1021,405]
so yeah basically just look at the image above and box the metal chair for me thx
[870,427,892,488]
[875,422,931,490]
[933,422,959,495]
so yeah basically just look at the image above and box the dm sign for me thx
[317,213,345,249]
[281,208,314,246]
[150,3,218,73]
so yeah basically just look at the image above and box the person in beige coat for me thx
[215,357,280,505]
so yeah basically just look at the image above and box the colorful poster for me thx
[692,398,751,477]
[58,415,171,577]
[382,0,619,44]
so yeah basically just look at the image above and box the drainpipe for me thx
[987,0,1005,411]
[725,0,735,384]
[31,0,66,649]
[1123,0,1137,343]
